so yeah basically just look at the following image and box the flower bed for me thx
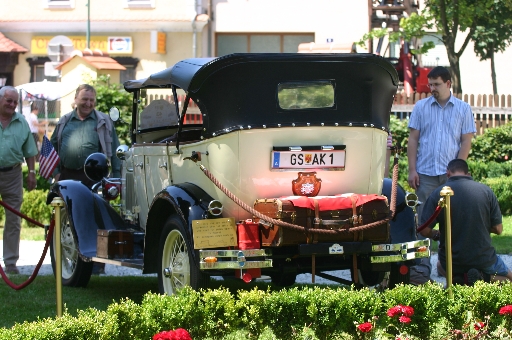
[2,283,512,339]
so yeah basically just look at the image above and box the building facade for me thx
[0,0,209,88]
[0,0,511,110]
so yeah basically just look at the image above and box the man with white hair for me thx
[0,86,38,274]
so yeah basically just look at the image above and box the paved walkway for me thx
[2,240,143,277]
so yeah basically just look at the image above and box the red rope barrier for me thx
[416,205,443,233]
[0,220,54,290]
[0,199,44,228]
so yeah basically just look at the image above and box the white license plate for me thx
[271,150,345,169]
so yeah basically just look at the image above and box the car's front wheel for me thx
[50,207,93,287]
[158,216,209,295]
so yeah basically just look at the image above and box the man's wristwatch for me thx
[29,170,36,174]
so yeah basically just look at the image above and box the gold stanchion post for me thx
[440,186,454,299]
[50,197,64,317]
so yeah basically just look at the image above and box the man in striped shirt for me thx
[407,66,476,284]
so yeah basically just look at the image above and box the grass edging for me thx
[2,283,512,339]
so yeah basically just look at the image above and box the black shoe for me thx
[92,263,105,275]
[467,268,484,286]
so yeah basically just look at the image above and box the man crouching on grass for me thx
[419,158,512,285]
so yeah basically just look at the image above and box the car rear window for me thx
[277,80,335,110]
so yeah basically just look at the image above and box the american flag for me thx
[39,134,60,180]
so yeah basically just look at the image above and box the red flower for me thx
[474,322,486,331]
[499,305,512,316]
[173,328,192,340]
[400,305,414,317]
[153,329,192,340]
[399,316,412,324]
[387,305,414,318]
[387,306,402,317]
[357,322,373,333]
[153,331,173,340]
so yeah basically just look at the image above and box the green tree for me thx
[425,0,495,94]
[90,75,133,146]
[471,1,512,95]
[357,11,436,56]
[359,1,496,94]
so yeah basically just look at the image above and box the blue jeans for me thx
[483,256,510,277]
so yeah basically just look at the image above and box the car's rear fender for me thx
[143,182,215,273]
[46,180,127,259]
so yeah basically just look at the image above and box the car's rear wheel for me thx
[158,216,209,295]
[354,270,386,287]
[50,207,93,287]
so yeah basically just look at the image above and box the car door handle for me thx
[159,162,168,170]
[136,162,143,169]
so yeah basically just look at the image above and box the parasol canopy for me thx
[15,80,73,101]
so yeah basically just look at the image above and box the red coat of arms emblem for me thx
[292,172,322,197]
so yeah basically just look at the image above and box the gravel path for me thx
[4,241,512,286]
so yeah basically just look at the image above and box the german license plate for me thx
[271,150,345,170]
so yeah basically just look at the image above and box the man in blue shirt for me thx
[407,66,476,284]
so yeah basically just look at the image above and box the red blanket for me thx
[279,194,387,211]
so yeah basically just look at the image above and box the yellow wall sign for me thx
[157,32,166,54]
[192,218,238,249]
[31,36,133,55]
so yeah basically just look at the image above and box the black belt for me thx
[0,163,20,172]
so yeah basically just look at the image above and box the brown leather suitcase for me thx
[254,196,389,247]
[97,230,134,259]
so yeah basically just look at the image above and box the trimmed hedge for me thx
[482,176,512,215]
[0,189,51,228]
[2,284,512,339]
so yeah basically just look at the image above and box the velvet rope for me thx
[0,199,44,228]
[416,205,443,232]
[0,220,54,290]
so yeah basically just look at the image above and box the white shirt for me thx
[408,94,476,176]
[23,112,39,134]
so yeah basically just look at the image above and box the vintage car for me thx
[47,53,429,295]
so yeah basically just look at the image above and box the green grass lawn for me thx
[0,275,160,329]
[492,215,512,254]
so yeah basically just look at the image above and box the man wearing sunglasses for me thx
[0,86,38,275]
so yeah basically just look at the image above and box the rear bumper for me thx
[198,239,430,270]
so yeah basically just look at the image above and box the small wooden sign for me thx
[192,218,237,249]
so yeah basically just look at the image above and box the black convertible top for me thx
[124,53,399,138]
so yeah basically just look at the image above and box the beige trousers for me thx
[0,167,23,266]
